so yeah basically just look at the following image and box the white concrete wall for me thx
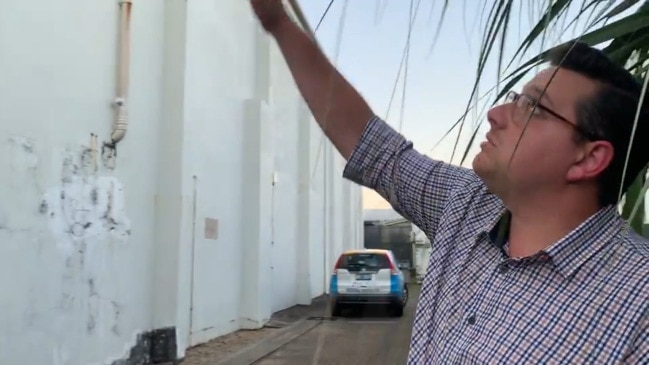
[0,0,363,364]
[0,0,165,364]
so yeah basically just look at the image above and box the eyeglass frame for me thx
[504,90,597,141]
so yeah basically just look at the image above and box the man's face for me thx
[472,66,611,197]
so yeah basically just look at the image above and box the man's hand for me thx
[248,0,373,160]
[250,0,291,33]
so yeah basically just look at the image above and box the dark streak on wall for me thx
[110,327,181,365]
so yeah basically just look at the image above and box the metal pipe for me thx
[111,0,132,145]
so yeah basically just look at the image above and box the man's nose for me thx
[486,104,509,129]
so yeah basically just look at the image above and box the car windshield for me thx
[339,253,391,271]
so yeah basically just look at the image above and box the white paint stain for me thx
[52,344,70,365]
[0,136,41,229]
[35,143,132,256]
[44,175,131,255]
[8,136,38,170]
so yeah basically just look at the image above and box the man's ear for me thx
[566,140,614,182]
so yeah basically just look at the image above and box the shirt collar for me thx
[543,205,625,277]
[483,204,624,278]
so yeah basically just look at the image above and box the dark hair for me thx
[546,41,648,206]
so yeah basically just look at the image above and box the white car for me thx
[329,249,408,317]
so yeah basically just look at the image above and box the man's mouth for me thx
[485,133,496,146]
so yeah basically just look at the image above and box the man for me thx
[250,0,649,363]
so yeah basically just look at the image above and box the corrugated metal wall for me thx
[363,222,413,269]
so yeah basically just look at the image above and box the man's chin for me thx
[471,153,488,174]
[472,156,508,197]
[472,154,496,183]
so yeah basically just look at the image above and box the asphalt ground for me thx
[251,284,420,365]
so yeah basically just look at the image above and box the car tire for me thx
[390,304,404,317]
[402,285,408,306]
[331,302,343,317]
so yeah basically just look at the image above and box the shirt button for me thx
[467,315,476,325]
[498,264,509,274]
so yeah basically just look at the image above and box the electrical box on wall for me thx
[204,218,219,240]
[272,171,279,185]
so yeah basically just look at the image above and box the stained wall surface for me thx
[0,0,363,363]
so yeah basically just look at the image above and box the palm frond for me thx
[444,0,649,236]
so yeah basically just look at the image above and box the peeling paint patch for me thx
[8,136,37,168]
[102,143,117,170]
[44,175,131,254]
[42,144,132,255]
[39,200,48,214]
[111,301,122,335]
[107,327,179,365]
[87,277,99,334]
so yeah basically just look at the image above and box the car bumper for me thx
[332,294,403,305]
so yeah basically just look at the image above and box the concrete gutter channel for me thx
[212,272,419,364]
[215,295,333,365]
[208,282,417,364]
[214,318,323,365]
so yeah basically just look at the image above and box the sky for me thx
[295,0,639,210]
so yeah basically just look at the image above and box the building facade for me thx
[363,209,430,284]
[0,0,363,364]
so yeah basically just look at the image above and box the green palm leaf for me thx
[443,0,649,236]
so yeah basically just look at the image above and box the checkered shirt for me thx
[342,116,649,364]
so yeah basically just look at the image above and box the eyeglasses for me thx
[504,90,595,140]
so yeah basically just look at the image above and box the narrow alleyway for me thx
[183,285,420,365]
[251,285,420,365]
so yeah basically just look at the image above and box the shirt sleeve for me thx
[342,115,477,233]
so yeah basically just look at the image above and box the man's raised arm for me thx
[251,0,371,159]
[250,0,477,233]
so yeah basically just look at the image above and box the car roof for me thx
[340,248,391,256]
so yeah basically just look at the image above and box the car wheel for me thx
[402,285,409,306]
[390,304,404,317]
[331,302,343,317]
